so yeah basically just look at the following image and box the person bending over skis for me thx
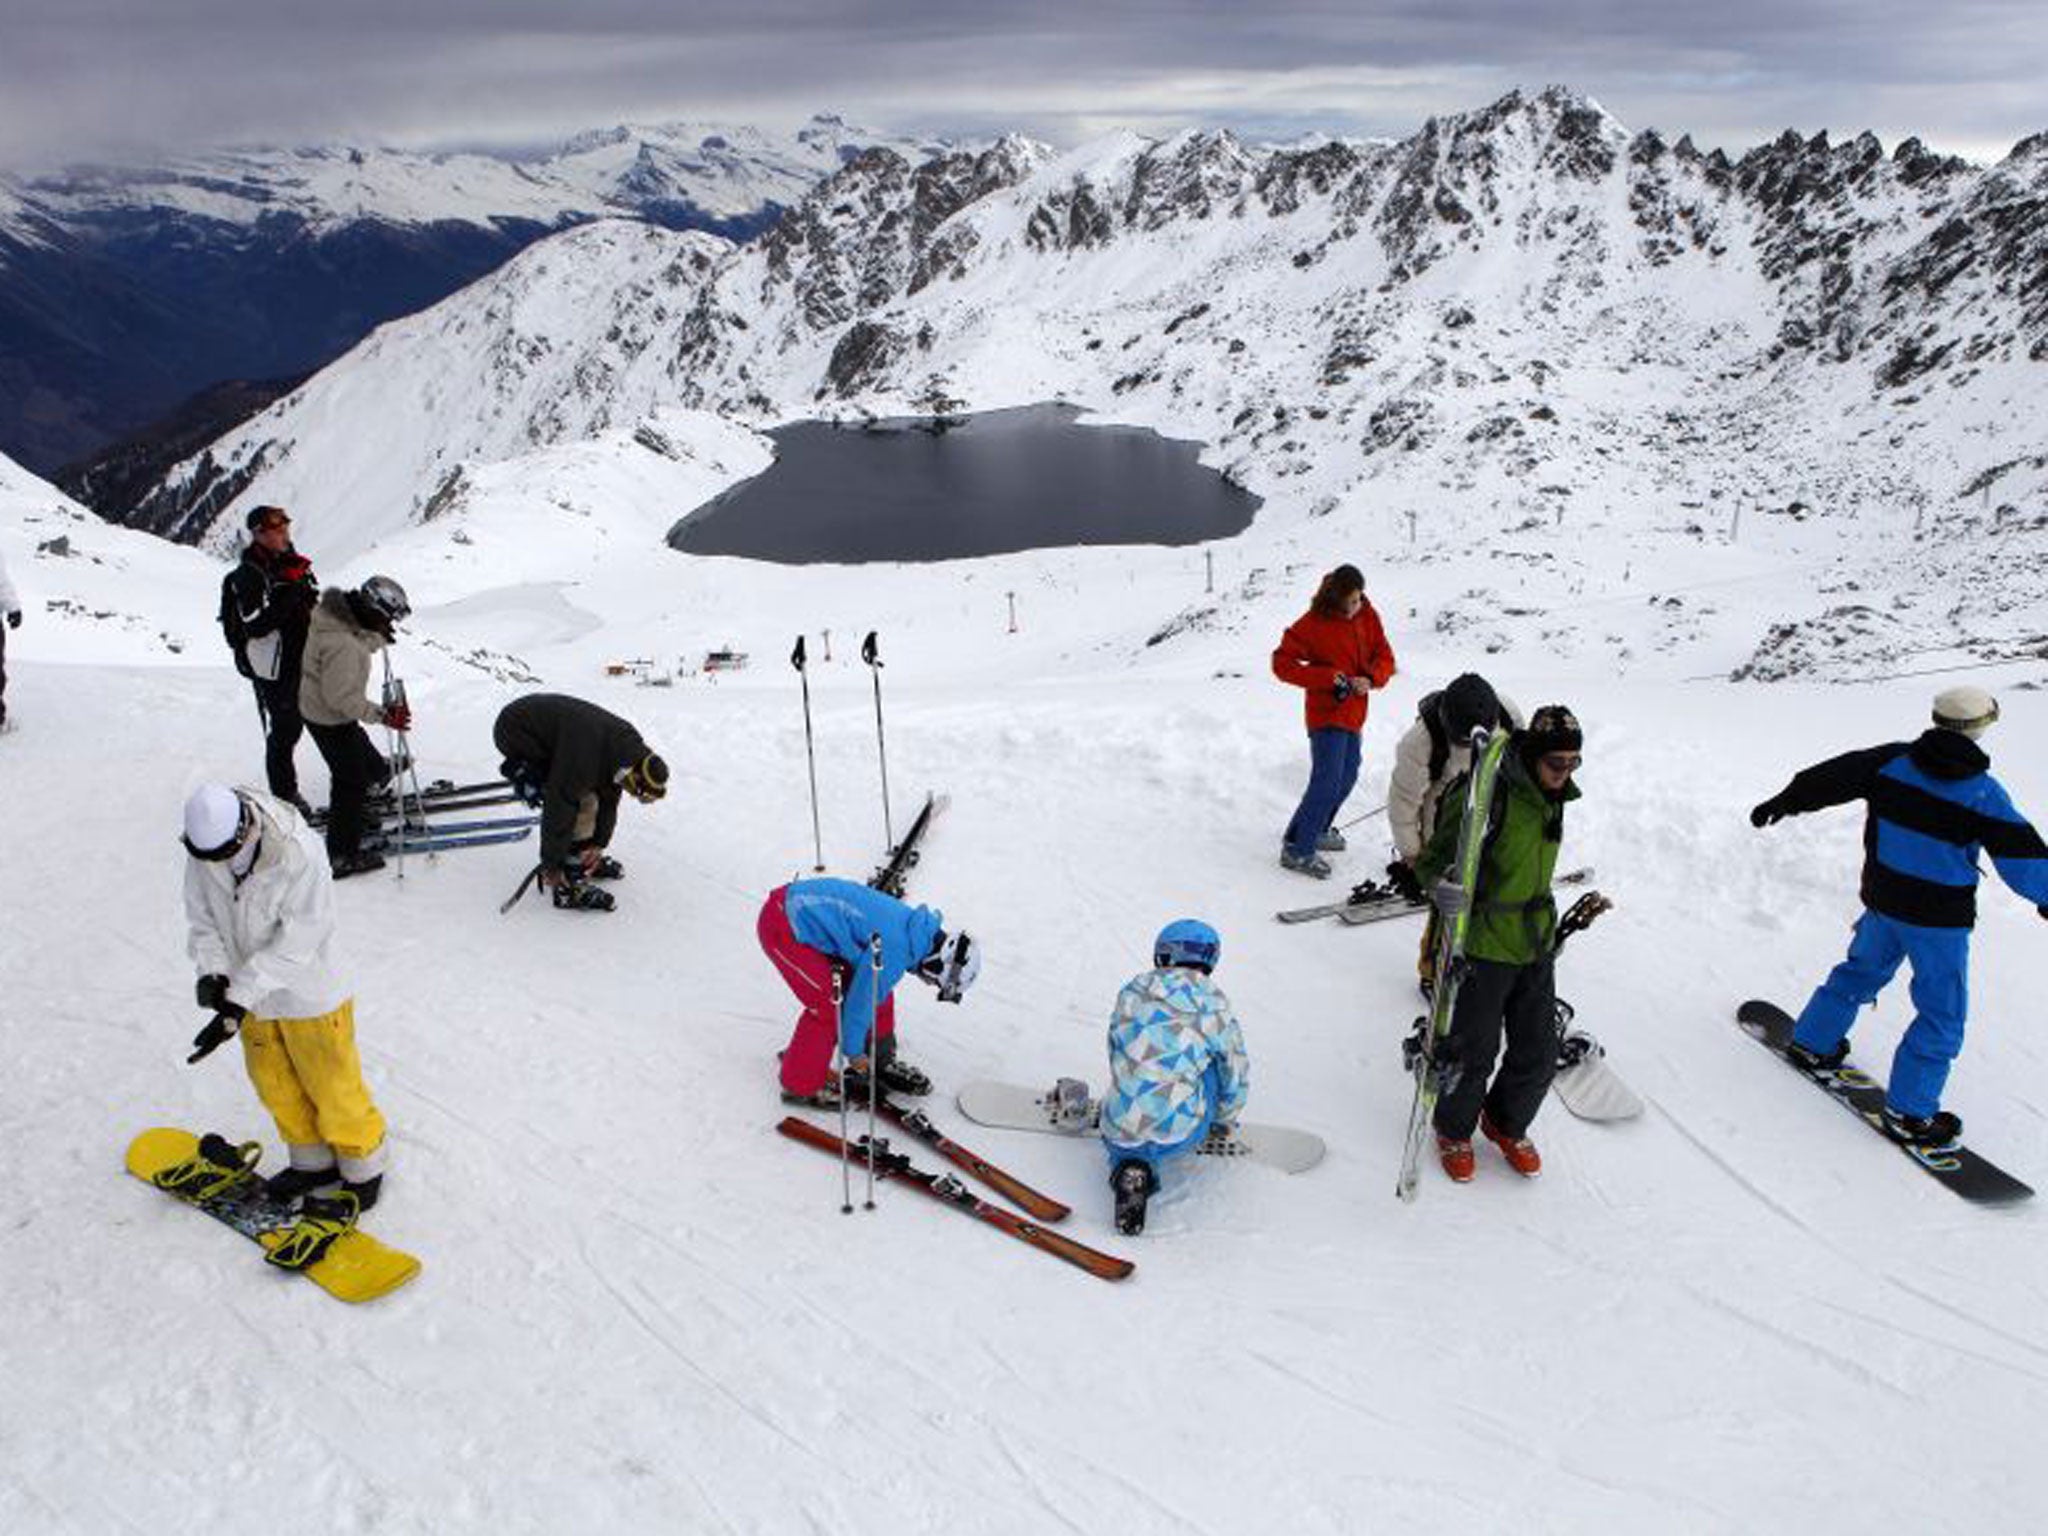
[1101,920,1250,1235]
[1751,686,2048,1145]
[178,783,389,1216]
[757,876,979,1108]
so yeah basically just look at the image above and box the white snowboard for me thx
[955,1080,1326,1174]
[1550,1051,1644,1121]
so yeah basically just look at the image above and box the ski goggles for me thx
[919,932,980,1004]
[181,799,255,862]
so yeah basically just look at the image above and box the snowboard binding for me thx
[1047,1077,1095,1130]
[264,1191,361,1271]
[151,1134,261,1202]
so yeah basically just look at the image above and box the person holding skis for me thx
[492,692,669,913]
[757,876,979,1107]
[1101,920,1250,1235]
[0,544,20,730]
[299,575,411,878]
[178,782,389,1216]
[218,505,319,815]
[1750,687,2048,1144]
[1387,673,1522,995]
[1270,563,1397,876]
[1418,705,1589,1182]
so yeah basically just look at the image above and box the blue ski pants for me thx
[1284,726,1362,857]
[1793,909,1971,1118]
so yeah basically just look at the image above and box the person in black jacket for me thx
[1751,687,2048,1144]
[219,506,319,814]
[493,693,669,911]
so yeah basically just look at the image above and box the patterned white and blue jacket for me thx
[1099,967,1249,1151]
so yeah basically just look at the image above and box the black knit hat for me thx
[1439,673,1501,739]
[1523,704,1583,757]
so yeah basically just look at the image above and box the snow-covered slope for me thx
[4,404,2048,1532]
[136,87,2048,677]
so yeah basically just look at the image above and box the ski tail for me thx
[874,1099,1071,1221]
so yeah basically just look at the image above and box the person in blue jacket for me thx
[757,876,980,1107]
[1752,686,2048,1143]
[1101,919,1249,1235]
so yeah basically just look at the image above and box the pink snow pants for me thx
[759,884,895,1094]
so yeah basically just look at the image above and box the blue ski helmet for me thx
[1154,919,1221,973]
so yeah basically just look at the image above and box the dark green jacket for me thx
[1417,746,1580,965]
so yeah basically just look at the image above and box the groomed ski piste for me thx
[3,437,2046,1534]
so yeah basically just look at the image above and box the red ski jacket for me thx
[1270,603,1397,732]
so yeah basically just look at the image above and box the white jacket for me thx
[0,549,19,617]
[184,790,348,1019]
[1387,692,1524,861]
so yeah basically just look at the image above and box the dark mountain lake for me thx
[668,403,1259,563]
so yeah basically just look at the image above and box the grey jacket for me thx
[298,589,387,727]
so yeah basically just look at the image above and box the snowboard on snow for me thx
[954,1081,1325,1174]
[1735,1001,2032,1205]
[1549,1001,1643,1122]
[124,1128,421,1301]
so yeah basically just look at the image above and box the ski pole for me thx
[833,965,853,1215]
[499,862,545,915]
[381,653,409,880]
[866,933,883,1211]
[862,631,893,850]
[791,635,825,872]
[1337,801,1388,832]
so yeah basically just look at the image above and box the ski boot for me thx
[1316,827,1347,853]
[553,877,617,913]
[587,854,624,881]
[1279,848,1333,878]
[1111,1161,1155,1236]
[1436,1135,1476,1183]
[263,1164,339,1207]
[330,850,387,880]
[152,1135,262,1201]
[1048,1077,1095,1130]
[870,1035,932,1097]
[1879,1106,1963,1147]
[264,1191,361,1271]
[1479,1111,1542,1177]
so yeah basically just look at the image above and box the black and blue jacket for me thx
[1761,729,2048,928]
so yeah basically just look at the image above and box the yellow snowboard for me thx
[125,1127,420,1303]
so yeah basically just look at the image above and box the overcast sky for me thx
[3,1,2043,172]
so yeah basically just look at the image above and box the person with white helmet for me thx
[1100,919,1249,1235]
[178,783,389,1218]
[1752,687,2048,1145]
[299,574,412,878]
[757,876,978,1108]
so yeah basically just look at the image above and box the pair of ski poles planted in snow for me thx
[791,629,894,872]
[832,934,890,1214]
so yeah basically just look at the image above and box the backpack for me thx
[219,570,254,679]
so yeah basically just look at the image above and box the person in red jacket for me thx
[1270,563,1397,876]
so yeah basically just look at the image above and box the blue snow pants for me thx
[1104,1063,1222,1178]
[1792,909,1971,1118]
[1283,726,1363,858]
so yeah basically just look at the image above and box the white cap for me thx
[1932,686,1999,739]
[182,784,244,856]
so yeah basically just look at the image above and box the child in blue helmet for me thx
[1100,919,1250,1234]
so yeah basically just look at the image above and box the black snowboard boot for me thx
[339,1174,382,1213]
[263,1165,339,1207]
[1784,1037,1850,1074]
[1879,1106,1963,1146]
[1111,1161,1155,1236]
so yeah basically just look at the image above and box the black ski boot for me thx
[1112,1161,1155,1236]
[872,1035,932,1096]
[553,878,616,913]
[263,1165,338,1207]
[1879,1106,1963,1146]
[330,850,388,880]
[588,854,624,880]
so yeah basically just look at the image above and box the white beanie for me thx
[1932,686,1999,739]
[182,784,244,856]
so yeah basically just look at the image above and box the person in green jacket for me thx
[1415,705,1584,1183]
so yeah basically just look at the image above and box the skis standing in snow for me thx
[1386,674,1521,995]
[1100,920,1251,1234]
[757,877,978,1107]
[299,576,412,879]
[179,784,390,1213]
[1269,563,1397,878]
[0,544,19,730]
[492,692,669,913]
[217,506,319,818]
[1416,706,1589,1182]
[1749,687,2048,1146]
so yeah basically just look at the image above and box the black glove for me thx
[1750,797,1789,829]
[187,1005,246,1065]
[5,610,19,630]
[195,974,231,1011]
[1332,674,1354,701]
[1386,860,1424,904]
